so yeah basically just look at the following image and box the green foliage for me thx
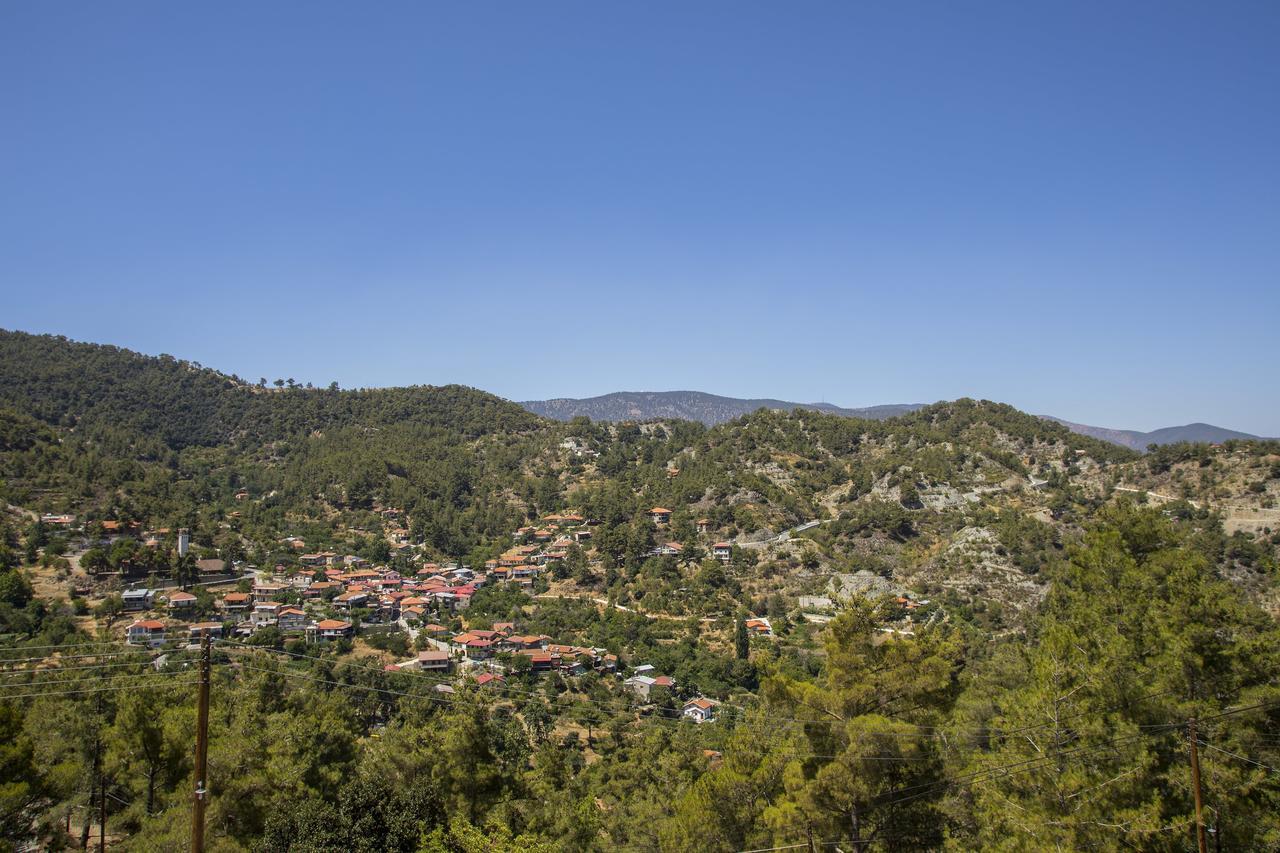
[0,333,1277,851]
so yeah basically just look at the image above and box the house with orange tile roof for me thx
[221,592,251,613]
[126,619,167,647]
[683,697,718,723]
[277,607,307,632]
[307,619,353,642]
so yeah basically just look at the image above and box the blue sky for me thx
[2,2,1277,434]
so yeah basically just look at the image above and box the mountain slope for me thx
[521,391,923,425]
[0,329,541,449]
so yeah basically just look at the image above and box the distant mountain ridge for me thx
[520,391,923,426]
[1042,417,1265,452]
[520,391,1267,450]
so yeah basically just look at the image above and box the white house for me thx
[126,620,166,648]
[683,697,717,723]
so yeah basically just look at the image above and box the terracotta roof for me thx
[315,619,351,630]
[129,620,165,630]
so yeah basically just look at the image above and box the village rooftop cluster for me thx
[53,508,754,723]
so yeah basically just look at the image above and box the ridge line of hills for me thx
[0,329,1266,452]
[520,390,1267,451]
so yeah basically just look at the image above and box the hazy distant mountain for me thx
[1045,418,1264,452]
[521,391,1267,450]
[520,391,923,426]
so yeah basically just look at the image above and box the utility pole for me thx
[1190,718,1208,853]
[98,766,105,852]
[191,632,211,853]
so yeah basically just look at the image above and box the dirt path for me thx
[533,592,711,622]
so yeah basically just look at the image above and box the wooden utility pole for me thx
[1190,718,1208,853]
[190,633,211,853]
[98,768,105,852]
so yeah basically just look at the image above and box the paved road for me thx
[740,517,828,547]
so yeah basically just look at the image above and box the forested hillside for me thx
[1,331,1278,851]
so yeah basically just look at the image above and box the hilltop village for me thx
[42,506,790,722]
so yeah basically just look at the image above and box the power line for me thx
[0,679,198,701]
[0,640,129,652]
[865,724,1186,814]
[233,663,467,710]
[1196,740,1280,775]
[218,639,697,726]
[0,670,184,692]
[215,637,1279,773]
[0,659,164,677]
[0,650,141,665]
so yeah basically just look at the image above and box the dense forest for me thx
[2,330,1279,851]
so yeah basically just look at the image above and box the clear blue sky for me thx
[2,2,1277,434]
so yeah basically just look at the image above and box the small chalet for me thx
[518,649,554,673]
[307,619,354,642]
[625,672,674,701]
[333,590,369,610]
[126,619,166,648]
[277,607,308,632]
[712,542,733,563]
[221,592,251,613]
[122,589,156,612]
[683,697,718,723]
[415,650,452,672]
[166,591,197,611]
[251,601,282,628]
[649,507,672,525]
[187,622,224,641]
[252,583,285,602]
[463,639,493,660]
